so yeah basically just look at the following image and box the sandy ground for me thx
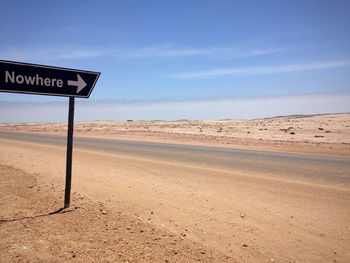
[1,113,350,156]
[1,136,349,262]
[0,164,228,263]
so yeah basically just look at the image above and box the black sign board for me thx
[0,60,100,98]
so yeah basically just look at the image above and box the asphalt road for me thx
[1,131,350,188]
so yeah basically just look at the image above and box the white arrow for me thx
[68,74,87,93]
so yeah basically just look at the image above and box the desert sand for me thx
[0,164,228,262]
[1,113,350,262]
[1,113,349,156]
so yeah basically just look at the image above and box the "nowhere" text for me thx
[5,71,63,88]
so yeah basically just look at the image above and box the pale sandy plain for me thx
[1,113,350,262]
[1,113,349,155]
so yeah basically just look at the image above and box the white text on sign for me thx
[5,71,64,88]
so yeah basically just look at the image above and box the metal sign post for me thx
[0,60,100,208]
[64,97,75,208]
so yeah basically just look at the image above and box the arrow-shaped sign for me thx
[0,60,100,98]
[68,74,87,93]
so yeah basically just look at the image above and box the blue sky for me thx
[1,0,350,122]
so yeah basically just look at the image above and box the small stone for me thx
[102,211,107,215]
[240,214,245,218]
[242,244,248,247]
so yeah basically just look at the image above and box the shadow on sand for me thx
[0,207,74,223]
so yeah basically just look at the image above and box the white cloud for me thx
[0,45,287,62]
[171,60,350,79]
[1,93,349,123]
[122,45,286,59]
[0,47,113,62]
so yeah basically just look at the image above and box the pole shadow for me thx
[0,207,74,224]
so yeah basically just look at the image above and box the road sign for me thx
[1,59,101,208]
[0,60,100,98]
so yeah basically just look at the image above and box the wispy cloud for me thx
[171,60,350,79]
[0,45,287,62]
[0,47,113,62]
[122,45,287,59]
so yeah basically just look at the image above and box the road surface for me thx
[1,131,349,188]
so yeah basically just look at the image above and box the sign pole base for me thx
[64,97,75,208]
